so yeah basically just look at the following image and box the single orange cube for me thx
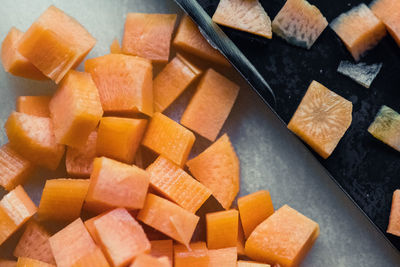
[173,15,229,66]
[93,208,151,267]
[0,144,34,191]
[245,205,320,267]
[110,38,122,54]
[96,117,147,164]
[85,157,149,213]
[206,210,238,249]
[153,54,202,112]
[85,54,153,116]
[237,261,271,267]
[66,130,97,177]
[238,190,274,239]
[5,112,65,170]
[186,134,239,210]
[150,240,173,266]
[142,113,195,167]
[387,189,400,236]
[1,27,47,80]
[13,220,55,264]
[0,185,37,245]
[122,13,177,63]
[17,6,96,83]
[130,254,170,267]
[16,96,51,117]
[137,194,199,247]
[208,247,237,267]
[16,257,55,267]
[37,179,89,221]
[174,242,209,267]
[181,69,239,141]
[370,0,400,46]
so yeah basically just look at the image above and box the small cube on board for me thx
[16,96,51,117]
[370,0,400,46]
[387,189,400,237]
[368,105,400,151]
[337,61,382,88]
[174,242,209,267]
[208,247,237,267]
[66,130,97,177]
[206,209,239,249]
[16,257,55,267]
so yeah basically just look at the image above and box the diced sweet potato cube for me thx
[110,38,121,54]
[206,210,238,249]
[387,189,400,236]
[370,0,400,46]
[85,157,149,213]
[5,112,65,170]
[38,179,89,221]
[16,96,51,117]
[96,117,147,164]
[85,54,153,116]
[17,6,96,83]
[150,240,173,266]
[122,13,177,63]
[16,257,55,267]
[142,113,195,167]
[49,70,103,148]
[137,193,199,246]
[208,247,237,267]
[174,242,209,267]
[66,130,97,177]
[130,254,170,267]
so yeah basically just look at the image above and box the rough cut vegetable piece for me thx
[150,240,173,266]
[337,61,382,88]
[146,156,211,213]
[137,193,199,246]
[206,210,238,249]
[238,190,274,239]
[93,208,150,267]
[245,205,319,267]
[287,81,352,159]
[142,113,195,167]
[49,218,109,267]
[16,257,55,267]
[37,179,89,221]
[208,247,237,267]
[237,261,271,267]
[368,105,400,151]
[0,144,34,191]
[173,15,229,66]
[212,0,272,39]
[5,112,65,170]
[370,0,400,46]
[130,254,170,267]
[387,189,400,236]
[153,54,202,112]
[110,38,121,54]
[13,220,55,264]
[272,0,327,49]
[17,6,96,83]
[66,130,97,177]
[85,54,153,116]
[1,27,47,80]
[122,13,177,63]
[96,117,147,164]
[49,70,103,148]
[330,4,386,61]
[0,185,37,245]
[174,242,209,267]
[186,134,239,209]
[85,157,149,212]
[0,259,17,267]
[181,69,239,141]
[16,96,51,117]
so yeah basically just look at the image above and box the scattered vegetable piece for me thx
[150,240,173,266]
[66,130,97,177]
[370,0,400,46]
[206,209,239,249]
[368,105,400,151]
[16,96,51,117]
[208,247,237,267]
[16,257,55,267]
[174,242,209,267]
[110,38,122,54]
[130,254,170,267]
[387,189,400,237]
[337,61,382,88]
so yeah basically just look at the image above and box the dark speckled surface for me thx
[196,0,400,250]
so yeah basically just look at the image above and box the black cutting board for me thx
[196,0,400,250]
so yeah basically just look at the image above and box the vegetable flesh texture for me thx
[370,0,400,46]
[16,96,51,117]
[368,105,400,151]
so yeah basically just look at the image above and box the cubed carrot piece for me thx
[49,218,108,267]
[93,208,150,267]
[96,117,147,164]
[154,54,202,112]
[16,96,51,117]
[0,144,34,191]
[238,190,274,239]
[49,70,103,148]
[387,189,400,236]
[66,130,97,177]
[146,156,211,213]
[237,261,271,267]
[17,6,96,83]
[137,193,199,246]
[122,13,177,63]
[0,259,17,267]
[237,220,246,256]
[85,157,149,213]
[181,69,239,141]
[37,179,89,221]
[186,134,239,209]
[5,112,65,170]
[370,0,400,46]
[173,15,229,66]
[150,240,173,266]
[142,113,195,167]
[85,54,153,116]
[0,185,37,245]
[245,205,319,267]
[16,257,55,267]
[110,38,121,54]
[208,247,237,267]
[1,27,47,80]
[206,210,238,249]
[130,254,170,267]
[174,242,209,267]
[13,220,55,264]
